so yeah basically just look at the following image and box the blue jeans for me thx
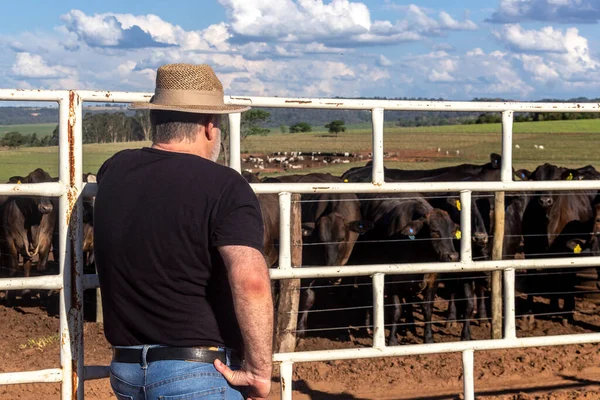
[109,345,245,400]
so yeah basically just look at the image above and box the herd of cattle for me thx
[1,154,599,346]
[244,153,600,344]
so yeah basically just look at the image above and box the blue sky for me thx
[1,0,600,100]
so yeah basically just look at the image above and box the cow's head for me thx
[10,168,54,215]
[522,163,567,209]
[490,153,502,169]
[303,213,373,266]
[399,209,460,262]
[444,195,489,257]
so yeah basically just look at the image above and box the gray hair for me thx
[150,110,217,144]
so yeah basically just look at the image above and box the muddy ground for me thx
[2,290,600,400]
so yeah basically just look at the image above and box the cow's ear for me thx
[561,169,583,181]
[8,176,25,183]
[347,220,374,234]
[566,238,586,254]
[490,153,501,169]
[447,197,461,211]
[302,222,315,237]
[515,169,531,181]
[399,219,425,238]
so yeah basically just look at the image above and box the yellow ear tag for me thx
[455,230,462,240]
[566,173,573,181]
[574,244,582,254]
[455,200,461,211]
[17,180,21,184]
[344,179,349,183]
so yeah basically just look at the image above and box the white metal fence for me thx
[0,89,600,400]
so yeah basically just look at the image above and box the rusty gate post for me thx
[491,191,505,340]
[274,194,302,353]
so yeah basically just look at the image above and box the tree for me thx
[134,110,152,141]
[28,133,40,147]
[325,120,346,137]
[2,132,26,148]
[220,109,271,166]
[289,122,312,133]
[280,124,287,134]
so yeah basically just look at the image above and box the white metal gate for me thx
[1,89,600,400]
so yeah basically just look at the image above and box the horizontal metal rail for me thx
[273,332,600,363]
[0,275,62,291]
[247,181,600,194]
[71,89,600,113]
[269,256,600,279]
[80,180,600,198]
[0,369,63,385]
[0,182,64,197]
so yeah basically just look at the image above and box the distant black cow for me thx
[0,169,56,289]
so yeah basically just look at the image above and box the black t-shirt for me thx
[94,147,264,352]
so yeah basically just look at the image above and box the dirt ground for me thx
[2,292,600,400]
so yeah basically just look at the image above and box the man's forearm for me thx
[231,274,273,377]
[220,246,274,378]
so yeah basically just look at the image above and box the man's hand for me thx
[214,359,271,400]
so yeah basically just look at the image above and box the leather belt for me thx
[112,347,242,365]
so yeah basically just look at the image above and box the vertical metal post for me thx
[279,362,294,400]
[278,192,292,270]
[274,194,302,353]
[501,111,514,183]
[462,349,475,400]
[228,113,241,172]
[459,190,472,262]
[59,91,84,399]
[504,268,517,339]
[372,273,386,348]
[371,108,385,185]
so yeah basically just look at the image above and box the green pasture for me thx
[0,123,56,137]
[0,119,597,182]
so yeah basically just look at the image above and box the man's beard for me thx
[209,128,221,162]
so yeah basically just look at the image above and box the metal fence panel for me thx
[0,89,599,400]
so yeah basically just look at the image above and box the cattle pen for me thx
[1,89,600,400]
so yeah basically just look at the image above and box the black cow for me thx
[0,169,56,292]
[519,165,597,323]
[249,173,372,338]
[340,153,502,183]
[242,171,281,268]
[348,193,468,344]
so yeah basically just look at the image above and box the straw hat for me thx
[130,63,250,114]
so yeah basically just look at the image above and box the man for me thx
[94,63,273,400]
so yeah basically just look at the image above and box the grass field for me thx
[0,119,597,182]
[0,123,56,138]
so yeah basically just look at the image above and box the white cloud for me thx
[219,0,371,41]
[61,10,230,51]
[494,24,585,53]
[11,52,75,79]
[402,49,534,97]
[219,1,476,46]
[494,24,600,83]
[487,0,600,24]
[376,55,393,67]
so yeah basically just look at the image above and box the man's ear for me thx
[205,119,218,142]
